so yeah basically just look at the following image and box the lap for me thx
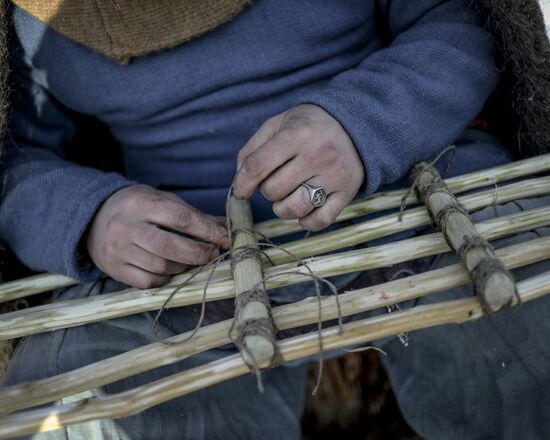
[3,279,308,440]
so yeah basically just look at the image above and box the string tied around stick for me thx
[228,284,283,392]
[456,232,521,314]
[399,145,457,221]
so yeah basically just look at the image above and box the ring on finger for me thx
[300,182,327,208]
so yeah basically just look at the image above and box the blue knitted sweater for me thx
[0,1,506,280]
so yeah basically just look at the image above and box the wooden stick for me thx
[227,196,277,369]
[0,274,75,305]
[3,154,550,303]
[411,162,516,312]
[0,205,548,341]
[1,270,549,438]
[2,235,549,414]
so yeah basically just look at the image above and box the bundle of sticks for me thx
[0,154,550,438]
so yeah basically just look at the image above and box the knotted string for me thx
[399,144,457,222]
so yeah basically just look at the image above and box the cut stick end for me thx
[482,274,517,313]
[242,335,276,369]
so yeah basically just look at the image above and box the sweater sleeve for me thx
[299,0,499,194]
[0,49,136,281]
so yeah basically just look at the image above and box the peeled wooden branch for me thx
[228,196,277,370]
[0,205,549,341]
[3,154,550,303]
[411,162,517,312]
[2,235,549,414]
[1,270,549,438]
[0,274,75,305]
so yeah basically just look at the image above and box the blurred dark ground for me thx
[302,351,423,440]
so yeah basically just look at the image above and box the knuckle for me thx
[107,237,122,257]
[135,276,159,290]
[121,188,146,211]
[170,206,191,228]
[296,123,314,140]
[151,257,169,274]
[283,114,310,131]
[310,143,336,167]
[241,153,264,179]
[334,164,348,182]
[206,220,223,243]
[260,181,279,202]
[299,218,316,232]
[151,235,171,256]
[105,213,125,234]
[194,244,213,264]
[314,212,334,231]
[274,199,304,219]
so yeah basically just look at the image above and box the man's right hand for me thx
[86,185,230,289]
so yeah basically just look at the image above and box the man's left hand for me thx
[233,104,365,231]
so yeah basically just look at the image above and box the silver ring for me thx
[301,183,327,208]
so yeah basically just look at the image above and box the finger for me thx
[272,177,333,219]
[144,198,230,249]
[116,264,171,290]
[272,185,314,220]
[127,244,187,275]
[237,114,284,168]
[133,225,220,266]
[214,216,227,226]
[233,130,298,200]
[259,156,315,202]
[299,192,351,232]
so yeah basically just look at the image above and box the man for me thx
[1,1,550,439]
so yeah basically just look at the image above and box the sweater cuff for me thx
[61,173,136,282]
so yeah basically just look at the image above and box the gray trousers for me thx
[4,279,310,440]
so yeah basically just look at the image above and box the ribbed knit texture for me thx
[1,0,500,280]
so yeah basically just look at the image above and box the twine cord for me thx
[399,145,457,221]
